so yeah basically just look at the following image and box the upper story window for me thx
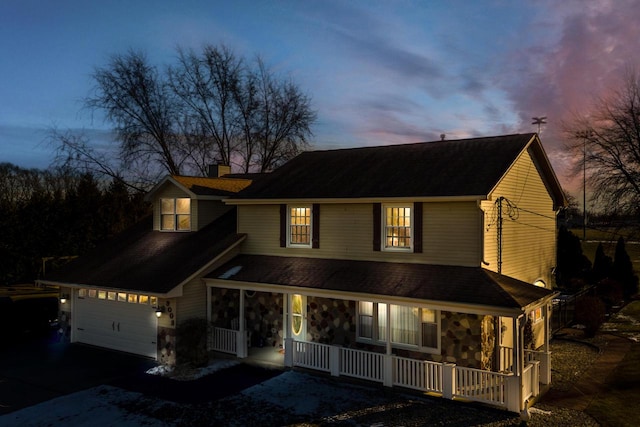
[384,204,412,250]
[289,206,311,247]
[161,198,191,231]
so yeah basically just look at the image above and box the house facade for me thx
[204,133,565,413]
[40,133,565,413]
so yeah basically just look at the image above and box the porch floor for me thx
[245,345,285,367]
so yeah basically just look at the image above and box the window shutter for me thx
[279,204,287,248]
[312,204,320,249]
[413,202,423,253]
[373,203,381,251]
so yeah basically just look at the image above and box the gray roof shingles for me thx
[234,134,535,200]
[44,209,243,294]
[207,255,554,309]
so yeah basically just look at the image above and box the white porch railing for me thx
[522,361,540,400]
[454,366,510,407]
[340,347,385,382]
[209,330,545,414]
[293,340,331,372]
[209,327,238,354]
[393,356,443,393]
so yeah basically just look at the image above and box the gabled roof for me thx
[207,255,555,311]
[230,133,565,207]
[41,209,244,295]
[145,175,253,200]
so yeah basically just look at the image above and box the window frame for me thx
[382,203,413,252]
[287,205,312,248]
[356,301,440,353]
[160,197,191,231]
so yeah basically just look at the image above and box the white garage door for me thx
[73,290,158,358]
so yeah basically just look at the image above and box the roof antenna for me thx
[531,116,547,134]
[440,133,446,141]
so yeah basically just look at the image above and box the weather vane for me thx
[531,116,547,134]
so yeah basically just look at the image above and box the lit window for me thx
[357,302,439,351]
[390,305,418,345]
[88,289,97,298]
[79,289,87,298]
[117,292,127,302]
[383,205,412,250]
[127,294,138,303]
[161,198,191,231]
[291,294,304,336]
[107,291,116,301]
[98,290,106,299]
[530,307,543,323]
[150,296,158,307]
[289,206,311,246]
[139,295,149,304]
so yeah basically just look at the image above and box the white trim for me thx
[225,195,487,205]
[287,204,312,248]
[381,203,413,252]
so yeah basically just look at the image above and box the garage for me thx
[72,288,158,358]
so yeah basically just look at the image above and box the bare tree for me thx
[252,58,315,172]
[86,50,184,175]
[565,70,640,220]
[53,45,316,182]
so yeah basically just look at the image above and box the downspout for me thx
[497,197,504,274]
[479,201,490,266]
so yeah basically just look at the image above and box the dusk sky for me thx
[1,0,639,197]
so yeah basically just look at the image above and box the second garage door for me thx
[73,290,158,358]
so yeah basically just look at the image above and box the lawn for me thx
[585,300,640,427]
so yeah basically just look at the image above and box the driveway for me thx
[0,336,155,415]
[0,336,284,416]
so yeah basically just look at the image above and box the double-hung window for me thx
[288,206,311,247]
[383,204,412,250]
[357,301,439,352]
[161,198,191,231]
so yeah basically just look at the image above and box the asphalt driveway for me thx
[0,336,283,416]
[0,336,156,415]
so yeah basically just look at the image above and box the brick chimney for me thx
[208,164,231,178]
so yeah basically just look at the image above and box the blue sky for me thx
[1,0,639,195]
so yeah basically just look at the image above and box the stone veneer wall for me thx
[244,291,284,349]
[307,296,356,346]
[209,288,285,349]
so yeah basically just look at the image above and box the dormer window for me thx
[161,198,191,231]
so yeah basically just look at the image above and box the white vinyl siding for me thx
[482,148,556,286]
[238,202,481,266]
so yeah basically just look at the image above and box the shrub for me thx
[575,296,606,337]
[176,317,209,367]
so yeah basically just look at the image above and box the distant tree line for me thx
[0,163,149,285]
[51,44,316,190]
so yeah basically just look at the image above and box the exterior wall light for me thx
[60,294,69,304]
[155,306,166,318]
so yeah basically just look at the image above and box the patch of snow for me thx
[0,385,168,427]
[219,265,242,279]
[529,407,553,416]
[146,359,239,381]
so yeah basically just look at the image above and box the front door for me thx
[290,294,306,341]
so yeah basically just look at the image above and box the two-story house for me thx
[204,133,565,413]
[41,133,565,413]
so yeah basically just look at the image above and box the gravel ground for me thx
[116,337,603,426]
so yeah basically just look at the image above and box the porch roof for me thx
[206,255,554,309]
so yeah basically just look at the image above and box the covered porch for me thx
[203,255,556,413]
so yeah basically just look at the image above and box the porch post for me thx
[236,289,247,358]
[205,284,212,351]
[540,302,552,384]
[513,315,524,412]
[284,337,294,367]
[383,303,393,387]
